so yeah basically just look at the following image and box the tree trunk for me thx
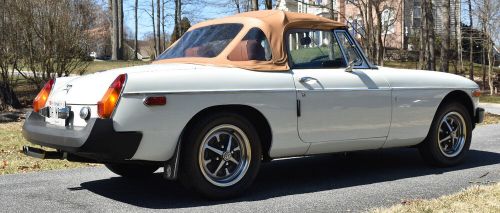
[111,0,119,60]
[467,0,473,80]
[156,0,161,54]
[174,0,182,40]
[151,0,157,57]
[162,0,166,49]
[134,0,138,60]
[367,0,376,63]
[487,39,494,95]
[426,0,436,71]
[265,0,272,9]
[251,0,258,11]
[440,0,450,72]
[0,84,21,109]
[418,0,426,70]
[375,9,384,66]
[118,0,124,60]
[481,35,486,90]
[456,0,463,75]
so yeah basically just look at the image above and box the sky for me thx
[119,0,240,40]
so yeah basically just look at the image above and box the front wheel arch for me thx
[418,90,475,148]
[435,90,475,127]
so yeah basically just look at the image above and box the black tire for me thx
[419,101,472,167]
[105,163,159,178]
[179,112,262,199]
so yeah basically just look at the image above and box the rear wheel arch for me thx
[181,104,273,161]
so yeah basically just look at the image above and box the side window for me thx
[335,31,363,66]
[228,28,272,61]
[287,29,346,69]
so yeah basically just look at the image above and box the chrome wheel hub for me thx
[198,124,251,187]
[437,111,467,158]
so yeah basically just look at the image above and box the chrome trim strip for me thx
[122,87,475,96]
[65,104,97,106]
[297,88,392,92]
[391,87,476,90]
[122,89,296,96]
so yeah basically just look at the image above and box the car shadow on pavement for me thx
[79,148,500,209]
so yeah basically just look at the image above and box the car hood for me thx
[376,66,479,89]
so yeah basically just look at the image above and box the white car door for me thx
[288,29,391,144]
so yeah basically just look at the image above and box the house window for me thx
[413,6,421,18]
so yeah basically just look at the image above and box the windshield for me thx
[156,24,243,60]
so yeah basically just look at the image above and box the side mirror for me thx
[345,46,360,72]
[345,57,359,72]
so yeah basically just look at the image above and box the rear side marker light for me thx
[33,79,55,112]
[144,96,167,106]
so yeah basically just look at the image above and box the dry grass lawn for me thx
[84,60,150,74]
[481,95,500,104]
[0,121,96,175]
[371,183,500,213]
[482,113,500,125]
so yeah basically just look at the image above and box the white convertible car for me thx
[23,11,484,199]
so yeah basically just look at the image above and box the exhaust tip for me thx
[22,146,66,160]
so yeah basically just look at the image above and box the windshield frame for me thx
[285,28,377,70]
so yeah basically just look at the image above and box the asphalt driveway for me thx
[480,103,500,115]
[1,124,499,212]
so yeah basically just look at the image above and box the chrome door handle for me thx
[299,77,319,84]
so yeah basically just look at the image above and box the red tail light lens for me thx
[97,74,127,118]
[33,79,55,112]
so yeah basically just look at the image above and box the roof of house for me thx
[153,10,346,71]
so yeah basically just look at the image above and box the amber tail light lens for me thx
[33,79,55,112]
[97,74,127,118]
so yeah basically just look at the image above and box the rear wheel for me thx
[105,163,159,178]
[180,112,261,199]
[419,102,472,167]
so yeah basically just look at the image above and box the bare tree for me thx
[440,0,450,72]
[156,0,162,54]
[118,0,124,59]
[426,0,436,70]
[455,0,463,74]
[0,0,22,109]
[174,0,182,41]
[265,0,272,9]
[162,0,166,49]
[134,0,139,60]
[251,0,258,11]
[233,0,241,13]
[111,0,119,60]
[475,0,500,94]
[151,0,157,56]
[467,0,474,80]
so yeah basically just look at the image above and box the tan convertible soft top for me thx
[153,10,346,71]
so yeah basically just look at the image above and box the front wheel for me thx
[419,102,472,167]
[180,113,262,199]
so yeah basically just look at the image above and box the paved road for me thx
[1,125,499,212]
[480,103,500,115]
